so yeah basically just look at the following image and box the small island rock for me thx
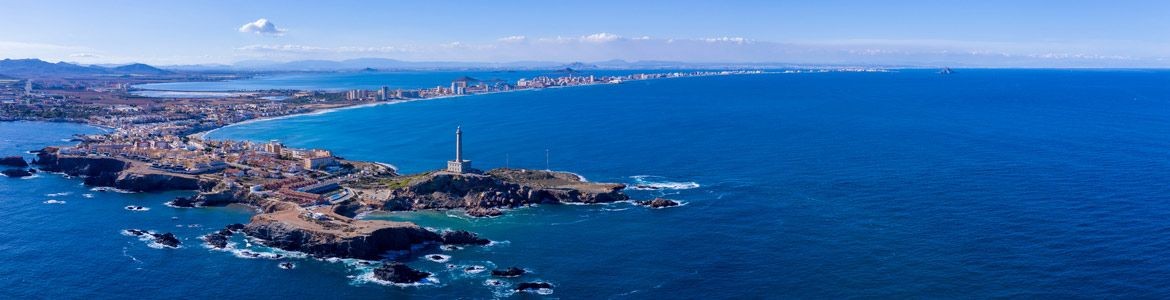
[636,198,680,208]
[442,230,491,245]
[491,267,526,277]
[515,282,553,291]
[373,263,431,284]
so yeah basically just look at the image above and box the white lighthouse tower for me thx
[446,126,472,173]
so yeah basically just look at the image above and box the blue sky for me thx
[0,0,1167,66]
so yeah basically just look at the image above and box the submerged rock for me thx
[491,267,526,277]
[515,282,553,291]
[441,230,491,246]
[373,263,431,284]
[2,168,33,178]
[225,223,245,232]
[636,198,680,208]
[466,207,503,218]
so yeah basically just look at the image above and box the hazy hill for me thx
[0,59,175,78]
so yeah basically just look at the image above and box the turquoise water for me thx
[6,69,1170,298]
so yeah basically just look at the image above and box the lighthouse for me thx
[446,126,472,173]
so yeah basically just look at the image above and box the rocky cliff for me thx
[31,147,208,192]
[375,168,627,214]
[243,208,441,260]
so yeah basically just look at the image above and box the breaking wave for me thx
[627,175,700,190]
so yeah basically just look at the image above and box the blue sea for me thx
[5,69,1170,298]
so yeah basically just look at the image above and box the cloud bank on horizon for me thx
[229,31,1168,68]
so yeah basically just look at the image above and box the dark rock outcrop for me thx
[491,267,526,277]
[204,232,230,249]
[515,282,553,291]
[1,168,33,178]
[373,263,431,284]
[636,198,680,209]
[0,156,28,168]
[169,196,197,208]
[150,232,181,248]
[441,230,490,246]
[243,210,442,260]
[382,169,628,214]
[32,148,208,192]
[114,173,201,192]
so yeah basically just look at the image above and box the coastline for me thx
[194,71,768,140]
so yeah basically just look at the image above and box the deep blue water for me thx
[5,69,1170,298]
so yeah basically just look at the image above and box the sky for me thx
[0,0,1167,67]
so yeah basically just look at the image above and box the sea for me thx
[3,69,1170,298]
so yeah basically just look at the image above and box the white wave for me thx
[45,192,72,197]
[463,265,487,274]
[43,199,66,204]
[628,175,700,190]
[91,186,136,193]
[82,193,95,198]
[424,254,451,263]
[351,268,440,288]
[124,205,150,212]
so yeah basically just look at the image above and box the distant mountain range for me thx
[0,57,812,78]
[163,58,796,72]
[0,59,172,78]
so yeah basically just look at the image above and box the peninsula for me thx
[1,69,705,284]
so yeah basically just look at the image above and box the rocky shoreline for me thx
[12,143,675,288]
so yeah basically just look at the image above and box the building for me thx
[395,89,419,98]
[263,140,283,155]
[303,155,336,170]
[446,126,472,173]
[378,86,390,101]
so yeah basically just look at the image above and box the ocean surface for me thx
[5,69,1170,298]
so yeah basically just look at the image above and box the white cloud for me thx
[238,18,285,36]
[580,32,622,43]
[69,53,101,58]
[703,37,751,44]
[498,35,527,43]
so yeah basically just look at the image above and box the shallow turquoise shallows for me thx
[5,69,1170,298]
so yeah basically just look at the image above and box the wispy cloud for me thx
[238,18,285,36]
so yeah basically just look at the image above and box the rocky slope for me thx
[243,207,441,260]
[372,168,627,215]
[31,147,208,192]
